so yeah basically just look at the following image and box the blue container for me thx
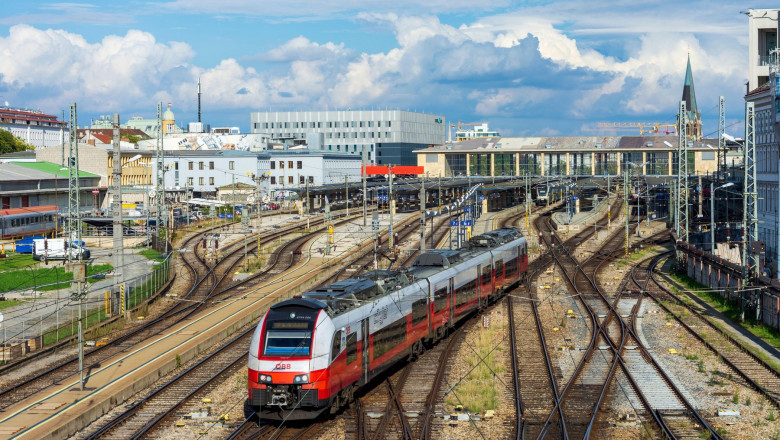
[15,236,44,253]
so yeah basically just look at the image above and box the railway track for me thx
[0,223,225,412]
[0,213,348,418]
[82,219,349,439]
[641,254,780,407]
[535,208,722,439]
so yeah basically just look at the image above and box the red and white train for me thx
[247,227,528,421]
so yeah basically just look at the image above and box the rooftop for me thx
[10,161,100,178]
[415,135,719,153]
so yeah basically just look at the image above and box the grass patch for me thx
[138,248,166,262]
[0,263,113,293]
[0,253,36,271]
[666,271,780,369]
[445,321,506,413]
[0,298,22,310]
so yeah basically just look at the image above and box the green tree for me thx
[0,130,35,153]
[12,135,35,151]
[0,130,14,154]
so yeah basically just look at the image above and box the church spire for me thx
[681,54,702,140]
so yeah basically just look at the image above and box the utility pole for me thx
[624,169,629,256]
[345,175,349,217]
[676,100,689,261]
[710,181,715,253]
[607,173,611,228]
[155,102,166,254]
[362,145,367,226]
[61,109,66,166]
[67,103,86,391]
[388,168,394,250]
[420,176,426,252]
[718,96,726,180]
[524,171,530,230]
[742,101,758,285]
[111,114,126,319]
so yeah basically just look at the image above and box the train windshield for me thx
[264,330,312,356]
[263,306,319,357]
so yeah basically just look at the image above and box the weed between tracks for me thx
[445,319,506,413]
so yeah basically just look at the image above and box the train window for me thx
[411,298,427,326]
[481,266,491,284]
[495,259,504,277]
[456,280,476,307]
[331,330,342,361]
[372,318,406,360]
[346,333,358,365]
[434,287,448,313]
[506,256,518,277]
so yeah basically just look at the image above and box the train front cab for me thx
[248,298,335,421]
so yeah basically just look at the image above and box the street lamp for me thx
[711,182,734,253]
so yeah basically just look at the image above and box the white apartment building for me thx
[748,9,779,92]
[0,107,68,149]
[256,150,362,200]
[249,110,445,166]
[748,84,779,273]
[747,9,780,275]
[163,150,257,196]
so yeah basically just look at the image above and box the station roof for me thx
[415,135,722,154]
[6,161,99,179]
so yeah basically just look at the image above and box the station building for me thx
[249,110,445,165]
[0,161,100,211]
[256,149,362,201]
[415,135,720,178]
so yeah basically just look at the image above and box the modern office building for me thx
[747,9,779,92]
[0,107,68,149]
[249,110,445,165]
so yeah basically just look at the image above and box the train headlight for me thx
[293,374,309,384]
[259,374,272,383]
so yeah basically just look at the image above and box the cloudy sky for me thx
[0,1,757,138]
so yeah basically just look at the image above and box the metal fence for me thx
[1,253,172,363]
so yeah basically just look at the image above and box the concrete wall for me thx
[36,143,109,186]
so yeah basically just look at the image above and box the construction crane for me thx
[593,122,676,136]
[448,120,489,142]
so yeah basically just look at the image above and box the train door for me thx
[476,264,482,308]
[448,277,454,325]
[361,319,369,385]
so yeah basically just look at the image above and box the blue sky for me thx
[0,1,756,138]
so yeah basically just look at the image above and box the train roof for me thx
[301,269,413,317]
[0,205,59,217]
[411,228,523,270]
[270,297,327,311]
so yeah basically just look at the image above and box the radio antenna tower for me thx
[197,77,202,123]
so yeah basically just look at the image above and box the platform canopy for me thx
[186,198,228,207]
